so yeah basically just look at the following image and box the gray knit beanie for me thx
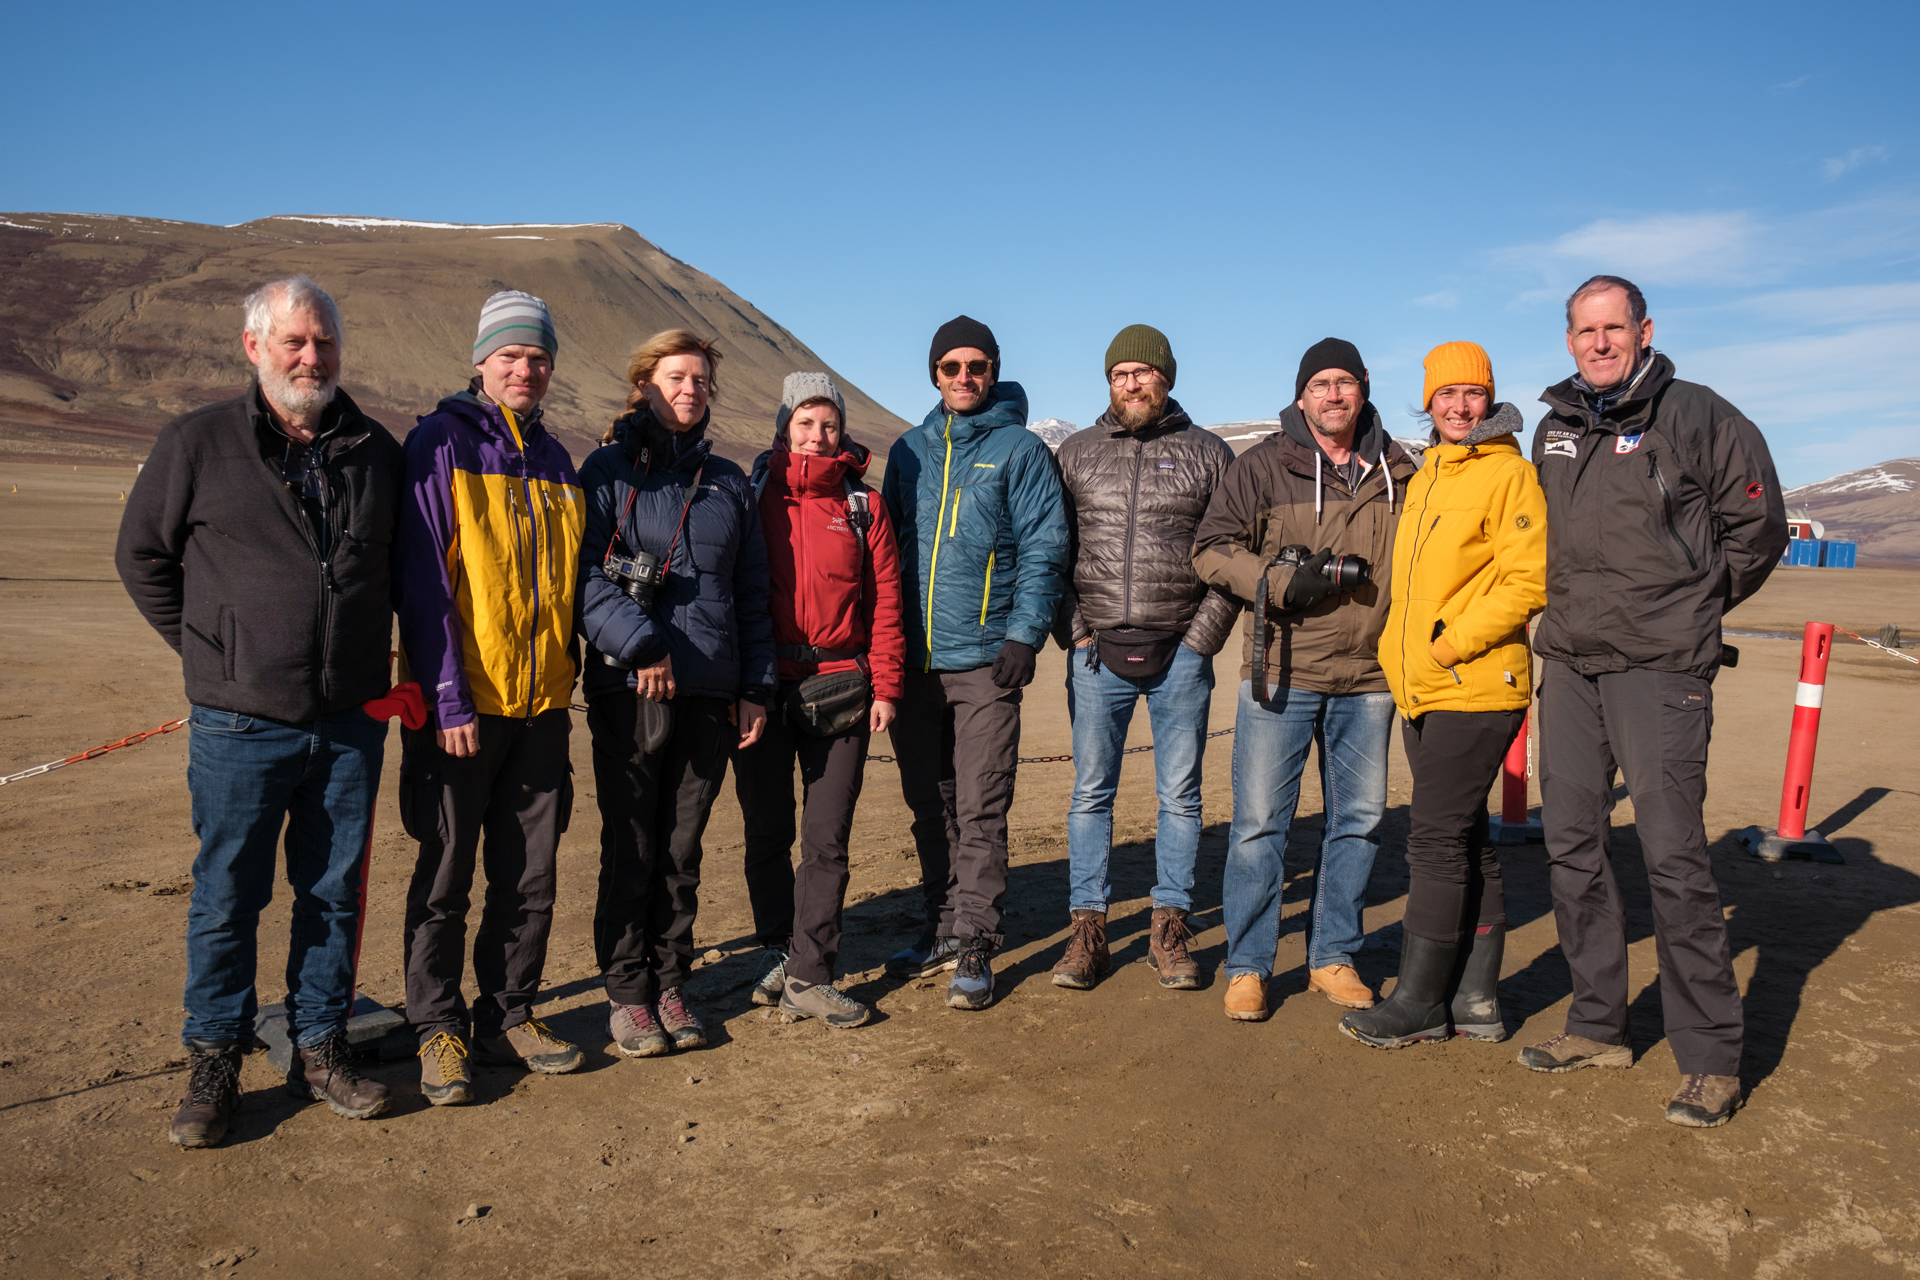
[775,371,846,440]
[473,290,557,363]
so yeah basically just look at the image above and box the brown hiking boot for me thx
[1223,973,1271,1022]
[477,1018,584,1074]
[1050,910,1110,990]
[1148,907,1201,990]
[1516,1032,1634,1073]
[418,1030,474,1106]
[1665,1074,1742,1128]
[287,1031,391,1120]
[169,1039,244,1148]
[1307,964,1376,1009]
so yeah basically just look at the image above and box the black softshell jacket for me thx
[1530,353,1789,679]
[116,386,405,723]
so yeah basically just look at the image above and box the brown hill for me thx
[1783,458,1920,566]
[0,212,908,468]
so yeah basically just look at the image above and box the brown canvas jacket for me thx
[1192,402,1419,694]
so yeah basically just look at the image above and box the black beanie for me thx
[1295,337,1369,403]
[929,315,1000,385]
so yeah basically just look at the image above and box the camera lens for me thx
[1328,555,1372,590]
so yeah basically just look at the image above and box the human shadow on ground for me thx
[1492,785,1919,1089]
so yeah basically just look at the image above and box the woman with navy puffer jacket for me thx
[734,373,905,1029]
[576,329,775,1061]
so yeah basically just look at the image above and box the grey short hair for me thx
[1565,274,1647,331]
[243,275,343,346]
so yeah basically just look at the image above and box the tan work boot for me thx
[1665,1074,1742,1127]
[1050,910,1110,990]
[477,1017,584,1074]
[1516,1032,1634,1073]
[1223,973,1271,1022]
[418,1030,474,1105]
[287,1031,391,1120]
[1148,907,1202,990]
[1308,963,1375,1009]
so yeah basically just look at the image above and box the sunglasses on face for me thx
[938,359,992,379]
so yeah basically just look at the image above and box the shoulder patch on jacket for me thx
[1515,513,1532,530]
[1746,481,1764,499]
[1542,439,1577,459]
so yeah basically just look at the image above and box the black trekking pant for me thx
[400,709,572,1044]
[890,666,1021,949]
[588,694,732,1006]
[1539,660,1741,1076]
[733,700,870,985]
[1400,708,1525,943]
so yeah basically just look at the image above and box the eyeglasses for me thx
[1305,377,1361,399]
[1109,367,1163,387]
[937,359,993,379]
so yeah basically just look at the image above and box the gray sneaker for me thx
[779,978,871,1028]
[946,937,994,1011]
[888,935,962,979]
[750,950,788,1008]
[609,1002,671,1058]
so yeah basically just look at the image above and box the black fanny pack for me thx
[1094,627,1184,679]
[782,668,871,738]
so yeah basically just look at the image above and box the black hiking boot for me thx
[1340,933,1458,1049]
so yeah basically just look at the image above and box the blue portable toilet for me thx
[1820,540,1857,569]
[1787,539,1821,566]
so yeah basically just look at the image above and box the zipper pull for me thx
[1450,666,1462,685]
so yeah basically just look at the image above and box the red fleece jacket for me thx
[756,441,905,702]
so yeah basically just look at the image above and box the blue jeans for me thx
[183,704,386,1047]
[1223,682,1393,976]
[1065,642,1214,913]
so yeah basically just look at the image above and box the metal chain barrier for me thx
[0,717,188,787]
[1833,625,1919,666]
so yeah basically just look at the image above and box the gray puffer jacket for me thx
[1054,399,1240,656]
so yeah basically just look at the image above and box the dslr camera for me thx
[1277,544,1372,591]
[604,549,666,608]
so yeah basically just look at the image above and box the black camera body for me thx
[1276,544,1372,591]
[604,549,666,608]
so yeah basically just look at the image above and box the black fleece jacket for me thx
[115,385,405,723]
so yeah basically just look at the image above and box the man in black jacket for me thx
[1049,324,1237,992]
[1521,275,1788,1128]
[117,276,403,1147]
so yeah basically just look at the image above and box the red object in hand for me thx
[362,682,427,730]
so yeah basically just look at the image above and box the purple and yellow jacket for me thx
[396,389,585,730]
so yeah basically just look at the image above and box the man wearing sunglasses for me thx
[881,315,1070,1010]
[118,276,403,1146]
[1193,338,1418,1023]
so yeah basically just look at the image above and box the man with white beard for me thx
[118,276,405,1147]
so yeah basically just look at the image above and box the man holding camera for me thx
[395,291,587,1103]
[1193,338,1418,1022]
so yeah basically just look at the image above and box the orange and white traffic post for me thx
[1739,622,1844,863]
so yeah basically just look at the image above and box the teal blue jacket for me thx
[881,383,1069,672]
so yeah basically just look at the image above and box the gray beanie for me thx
[775,371,846,440]
[473,290,557,363]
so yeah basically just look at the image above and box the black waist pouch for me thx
[782,668,871,738]
[1095,627,1183,679]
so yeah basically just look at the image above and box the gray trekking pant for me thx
[399,710,572,1043]
[1538,661,1741,1076]
[891,666,1022,949]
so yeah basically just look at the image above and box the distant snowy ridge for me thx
[258,216,622,231]
[1201,418,1429,461]
[1028,418,1080,449]
[1786,458,1920,499]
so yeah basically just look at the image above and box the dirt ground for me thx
[3,459,1918,1280]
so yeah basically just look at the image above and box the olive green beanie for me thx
[1104,323,1176,389]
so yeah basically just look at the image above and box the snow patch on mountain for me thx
[1786,458,1920,498]
[1028,418,1080,449]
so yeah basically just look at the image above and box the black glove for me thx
[990,639,1038,689]
[1281,549,1337,611]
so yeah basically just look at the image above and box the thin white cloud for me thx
[1821,145,1890,181]
[1727,282,1920,327]
[1684,321,1920,431]
[1411,290,1458,309]
[1773,75,1809,92]
[1493,211,1764,287]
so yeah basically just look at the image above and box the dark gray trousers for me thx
[891,666,1021,948]
[400,710,572,1043]
[733,703,870,985]
[1539,660,1741,1076]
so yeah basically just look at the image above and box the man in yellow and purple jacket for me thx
[394,289,586,1104]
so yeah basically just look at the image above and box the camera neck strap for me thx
[604,444,705,568]
[1251,556,1278,704]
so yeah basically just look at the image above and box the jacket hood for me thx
[1540,351,1675,423]
[610,405,712,470]
[917,380,1029,442]
[1092,396,1195,439]
[434,386,553,447]
[751,435,873,496]
[1427,400,1524,449]
[1269,400,1413,517]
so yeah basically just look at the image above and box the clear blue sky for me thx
[9,1,1917,487]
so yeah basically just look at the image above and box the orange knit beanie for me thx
[1422,341,1494,410]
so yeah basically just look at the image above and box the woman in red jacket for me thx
[734,372,906,1028]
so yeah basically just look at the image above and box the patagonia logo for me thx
[1615,434,1644,455]
[1543,439,1577,459]
[973,462,996,469]
[1157,460,1177,469]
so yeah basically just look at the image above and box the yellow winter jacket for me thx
[1379,417,1547,719]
